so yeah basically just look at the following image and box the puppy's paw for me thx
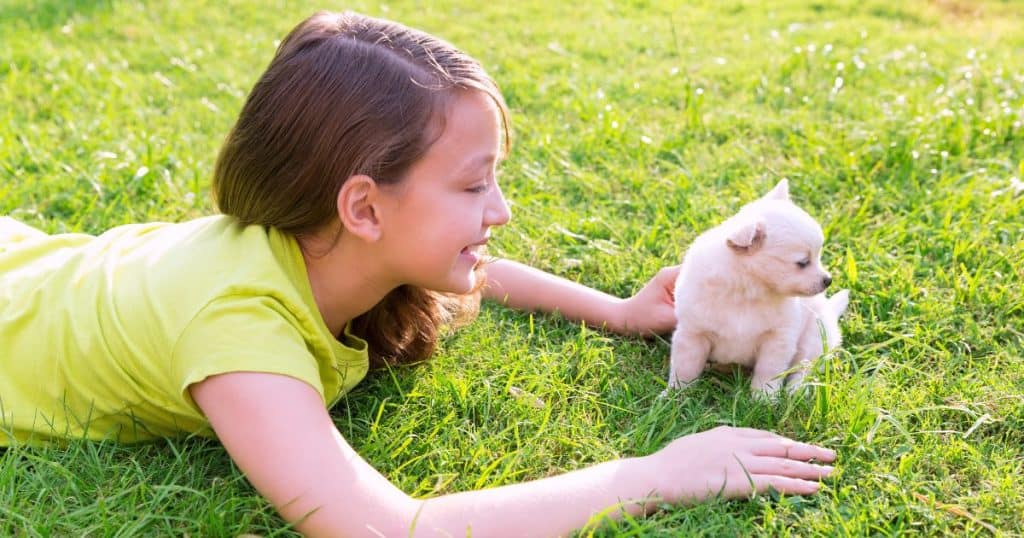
[658,383,689,400]
[750,383,783,402]
[785,378,809,397]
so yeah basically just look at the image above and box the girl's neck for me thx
[299,233,396,338]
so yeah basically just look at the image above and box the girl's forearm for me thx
[482,258,627,333]
[410,455,656,537]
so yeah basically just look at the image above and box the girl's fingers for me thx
[752,438,837,463]
[752,475,823,496]
[742,456,835,481]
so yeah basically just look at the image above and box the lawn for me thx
[1,0,1022,535]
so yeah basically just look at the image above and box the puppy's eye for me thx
[796,260,810,269]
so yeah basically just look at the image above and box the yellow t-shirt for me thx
[0,215,369,446]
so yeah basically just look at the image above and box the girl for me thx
[0,11,836,537]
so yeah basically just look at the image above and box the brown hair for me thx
[212,11,510,368]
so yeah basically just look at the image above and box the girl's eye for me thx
[466,182,489,194]
[796,260,810,269]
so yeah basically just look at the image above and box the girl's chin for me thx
[447,270,478,295]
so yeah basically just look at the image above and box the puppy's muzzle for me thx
[822,275,832,289]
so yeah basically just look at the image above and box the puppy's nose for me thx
[822,275,832,289]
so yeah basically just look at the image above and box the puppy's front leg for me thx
[667,329,710,389]
[784,341,819,393]
[786,315,828,392]
[751,335,797,397]
[784,359,811,393]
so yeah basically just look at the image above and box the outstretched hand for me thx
[618,265,680,337]
[645,426,836,504]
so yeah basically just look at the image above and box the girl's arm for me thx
[191,372,835,537]
[483,258,680,336]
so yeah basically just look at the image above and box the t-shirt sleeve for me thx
[170,295,326,416]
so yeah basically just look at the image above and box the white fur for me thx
[667,180,849,396]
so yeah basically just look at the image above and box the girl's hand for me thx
[617,265,680,336]
[642,426,836,504]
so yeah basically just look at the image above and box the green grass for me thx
[2,0,1022,535]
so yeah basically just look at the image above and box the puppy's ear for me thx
[763,179,790,201]
[726,219,766,253]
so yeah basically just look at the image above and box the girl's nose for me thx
[485,183,511,226]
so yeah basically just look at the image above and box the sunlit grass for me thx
[2,0,1022,535]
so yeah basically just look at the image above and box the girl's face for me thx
[376,90,511,294]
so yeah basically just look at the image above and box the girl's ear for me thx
[336,175,382,242]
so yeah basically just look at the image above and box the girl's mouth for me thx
[460,240,487,262]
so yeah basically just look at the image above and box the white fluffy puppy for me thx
[667,179,849,396]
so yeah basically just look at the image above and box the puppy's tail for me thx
[822,289,849,351]
[828,289,850,318]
